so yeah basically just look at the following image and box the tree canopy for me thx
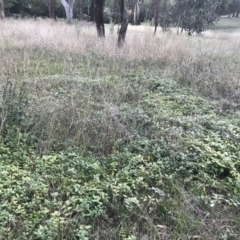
[1,0,240,34]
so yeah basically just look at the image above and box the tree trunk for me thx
[133,0,140,25]
[48,1,52,18]
[0,0,4,19]
[48,0,56,19]
[236,11,239,17]
[90,0,95,21]
[153,0,163,36]
[79,0,83,20]
[118,0,128,47]
[61,0,75,23]
[112,0,119,23]
[52,0,56,19]
[95,0,105,37]
[153,2,159,35]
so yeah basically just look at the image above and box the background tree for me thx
[150,0,163,35]
[6,0,32,17]
[0,0,5,18]
[78,0,82,20]
[132,0,141,25]
[73,0,90,21]
[90,0,105,36]
[61,0,76,23]
[229,0,240,17]
[95,0,105,37]
[118,0,128,46]
[89,0,94,20]
[48,0,56,19]
[172,0,222,35]
[217,0,233,16]
[140,0,151,22]
[28,0,48,17]
[111,0,119,23]
[0,0,235,31]
[4,0,18,16]
[158,0,173,31]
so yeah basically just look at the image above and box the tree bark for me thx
[153,2,159,35]
[90,0,95,21]
[79,0,83,20]
[61,0,75,23]
[95,0,105,37]
[152,0,163,36]
[112,0,119,23]
[118,0,128,47]
[133,0,140,25]
[48,0,56,19]
[0,0,4,19]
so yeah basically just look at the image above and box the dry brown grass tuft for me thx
[0,19,240,101]
[0,19,239,153]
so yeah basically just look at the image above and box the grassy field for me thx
[213,16,240,32]
[0,18,240,239]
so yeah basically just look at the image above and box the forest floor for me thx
[0,18,239,239]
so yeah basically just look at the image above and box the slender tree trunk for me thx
[52,0,56,19]
[130,0,134,24]
[48,0,56,19]
[133,0,140,25]
[79,0,83,20]
[112,0,119,23]
[87,0,90,16]
[61,0,75,23]
[0,0,4,19]
[118,0,128,47]
[95,0,105,37]
[49,0,52,18]
[90,0,95,21]
[153,0,163,36]
[153,2,159,35]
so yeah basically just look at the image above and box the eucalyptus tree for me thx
[172,0,222,35]
[150,0,225,35]
[61,0,76,23]
[48,0,56,19]
[132,0,141,25]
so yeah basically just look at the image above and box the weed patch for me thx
[0,19,240,239]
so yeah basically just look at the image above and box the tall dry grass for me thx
[0,19,240,101]
[0,19,239,153]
